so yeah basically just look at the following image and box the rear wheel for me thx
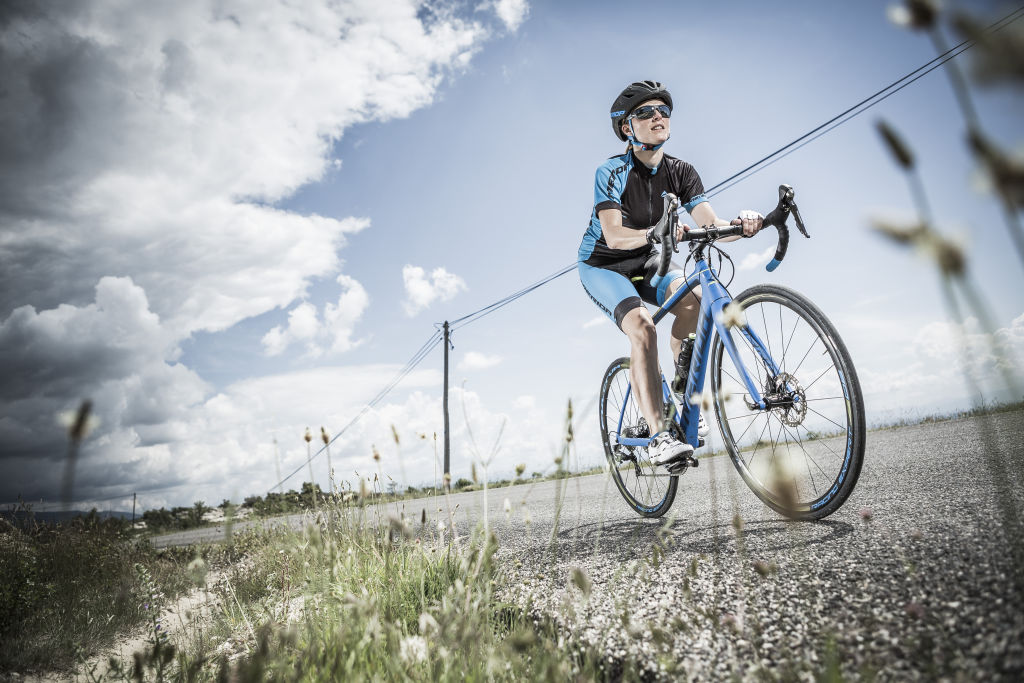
[599,357,678,517]
[710,285,865,520]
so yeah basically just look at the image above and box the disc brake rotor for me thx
[769,372,807,427]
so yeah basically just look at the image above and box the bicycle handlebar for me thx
[654,184,810,278]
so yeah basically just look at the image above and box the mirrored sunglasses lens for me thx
[634,105,671,120]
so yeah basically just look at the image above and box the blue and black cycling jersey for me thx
[578,149,707,269]
[577,149,707,329]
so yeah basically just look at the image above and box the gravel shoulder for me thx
[150,410,1024,680]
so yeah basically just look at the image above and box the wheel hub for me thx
[768,372,807,427]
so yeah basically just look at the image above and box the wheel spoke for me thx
[803,363,837,393]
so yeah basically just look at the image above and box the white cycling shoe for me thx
[697,412,710,438]
[649,432,694,466]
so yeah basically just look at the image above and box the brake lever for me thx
[791,203,809,238]
[775,184,810,238]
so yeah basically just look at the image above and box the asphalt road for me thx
[153,410,1024,681]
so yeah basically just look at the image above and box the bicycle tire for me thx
[709,285,865,520]
[598,357,678,517]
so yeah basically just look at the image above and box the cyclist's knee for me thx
[621,309,656,346]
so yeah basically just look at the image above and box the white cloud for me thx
[858,313,1024,410]
[737,245,776,271]
[459,351,502,371]
[491,0,530,31]
[0,1,524,506]
[583,315,611,329]
[403,265,467,316]
[261,275,370,357]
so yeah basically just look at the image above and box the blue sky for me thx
[1,0,1021,512]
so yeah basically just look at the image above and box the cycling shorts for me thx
[578,251,687,330]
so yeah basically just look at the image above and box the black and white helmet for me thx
[610,80,673,142]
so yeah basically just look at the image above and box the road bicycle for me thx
[598,185,865,520]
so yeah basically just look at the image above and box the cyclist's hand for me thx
[675,223,691,242]
[731,210,763,237]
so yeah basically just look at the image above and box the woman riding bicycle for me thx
[578,80,764,468]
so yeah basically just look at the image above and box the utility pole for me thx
[443,320,450,489]
[131,492,136,527]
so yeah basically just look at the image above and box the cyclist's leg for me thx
[636,255,701,358]
[578,261,664,431]
[665,277,702,358]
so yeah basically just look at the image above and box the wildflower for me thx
[421,508,426,525]
[859,507,874,522]
[418,612,440,637]
[886,0,938,30]
[359,478,368,500]
[523,507,532,526]
[870,216,926,245]
[953,13,1024,88]
[515,463,526,477]
[766,456,800,513]
[399,635,428,664]
[503,498,512,519]
[720,612,744,632]
[731,513,744,531]
[968,130,1024,208]
[904,602,926,619]
[391,425,401,445]
[875,119,915,170]
[372,445,381,462]
[321,427,329,445]
[570,567,592,598]
[753,560,778,576]
[304,428,312,443]
[436,519,445,533]
[910,528,923,541]
[61,400,96,442]
[388,513,413,540]
[718,302,746,329]
[689,391,713,411]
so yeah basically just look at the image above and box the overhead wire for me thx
[267,328,443,492]
[265,5,1024,493]
[439,4,1024,333]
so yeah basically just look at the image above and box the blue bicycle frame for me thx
[613,254,782,451]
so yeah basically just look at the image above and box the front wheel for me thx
[710,285,865,520]
[598,357,678,517]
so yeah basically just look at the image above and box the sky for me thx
[1,0,1022,513]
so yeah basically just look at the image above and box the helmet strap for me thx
[627,118,668,152]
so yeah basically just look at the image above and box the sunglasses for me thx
[630,104,672,120]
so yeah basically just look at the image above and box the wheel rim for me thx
[712,293,856,514]
[600,361,674,513]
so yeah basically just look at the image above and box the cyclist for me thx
[578,80,764,468]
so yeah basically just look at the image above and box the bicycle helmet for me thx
[610,80,673,151]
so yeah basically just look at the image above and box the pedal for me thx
[665,461,688,475]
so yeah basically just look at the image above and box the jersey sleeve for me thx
[594,163,624,213]
[677,163,708,213]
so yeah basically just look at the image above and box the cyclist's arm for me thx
[689,202,762,241]
[597,208,649,250]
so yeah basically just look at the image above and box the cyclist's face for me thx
[623,98,670,146]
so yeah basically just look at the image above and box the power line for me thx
[707,5,1024,199]
[449,263,576,331]
[262,5,1024,495]
[439,5,1024,332]
[267,328,443,492]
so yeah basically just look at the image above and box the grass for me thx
[94,500,630,682]
[3,400,1022,680]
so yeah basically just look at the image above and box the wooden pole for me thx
[131,492,136,527]
[443,321,450,489]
